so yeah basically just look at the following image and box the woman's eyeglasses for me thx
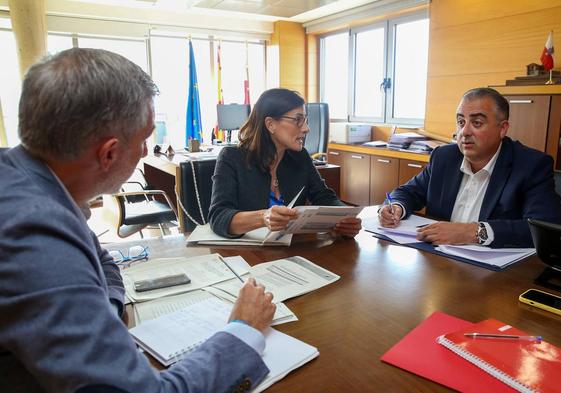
[280,114,308,128]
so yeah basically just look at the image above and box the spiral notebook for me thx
[437,319,561,393]
[129,297,230,366]
[129,297,320,390]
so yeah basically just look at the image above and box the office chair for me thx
[305,103,329,163]
[528,218,561,292]
[111,169,178,238]
[177,159,217,232]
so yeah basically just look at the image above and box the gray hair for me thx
[462,87,509,121]
[19,48,158,160]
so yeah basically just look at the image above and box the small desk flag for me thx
[540,31,554,71]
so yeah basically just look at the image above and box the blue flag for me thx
[186,40,202,144]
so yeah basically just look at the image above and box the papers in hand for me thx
[129,297,319,390]
[265,205,363,242]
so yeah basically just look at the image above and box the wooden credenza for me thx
[503,94,561,169]
[327,145,429,206]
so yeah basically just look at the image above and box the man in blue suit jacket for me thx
[0,48,274,393]
[380,88,561,248]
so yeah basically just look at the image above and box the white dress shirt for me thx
[450,143,502,245]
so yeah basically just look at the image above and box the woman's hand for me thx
[262,205,298,231]
[333,217,362,238]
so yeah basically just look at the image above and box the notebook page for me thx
[129,298,230,364]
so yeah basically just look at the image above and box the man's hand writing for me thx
[229,278,276,332]
[378,204,403,228]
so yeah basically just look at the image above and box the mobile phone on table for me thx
[134,273,191,292]
[519,288,561,316]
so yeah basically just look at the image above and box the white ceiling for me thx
[76,0,381,22]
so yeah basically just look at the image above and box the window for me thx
[320,12,429,125]
[150,36,266,147]
[320,32,348,120]
[1,28,266,148]
[78,36,148,71]
[0,30,21,146]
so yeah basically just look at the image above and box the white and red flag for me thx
[540,31,554,71]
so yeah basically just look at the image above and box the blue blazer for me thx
[391,137,561,247]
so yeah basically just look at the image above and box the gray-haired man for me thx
[0,48,275,393]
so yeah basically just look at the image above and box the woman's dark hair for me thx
[238,88,305,171]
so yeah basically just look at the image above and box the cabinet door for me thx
[399,159,427,185]
[370,156,399,205]
[505,95,550,151]
[327,149,344,198]
[344,153,371,206]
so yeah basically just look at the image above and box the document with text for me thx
[122,254,249,302]
[210,256,340,303]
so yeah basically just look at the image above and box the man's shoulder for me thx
[507,138,549,160]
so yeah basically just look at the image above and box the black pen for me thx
[416,224,429,228]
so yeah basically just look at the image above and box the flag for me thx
[186,39,203,144]
[213,42,224,141]
[540,31,554,71]
[244,41,251,106]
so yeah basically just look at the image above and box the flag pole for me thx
[546,69,554,85]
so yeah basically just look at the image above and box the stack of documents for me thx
[133,289,298,326]
[206,256,341,303]
[363,214,436,244]
[129,297,320,388]
[363,214,535,269]
[388,132,427,150]
[122,254,245,302]
[435,244,535,269]
[187,224,293,246]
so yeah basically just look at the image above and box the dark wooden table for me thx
[108,230,561,392]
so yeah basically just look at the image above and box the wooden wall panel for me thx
[306,35,318,102]
[275,21,306,96]
[425,0,561,140]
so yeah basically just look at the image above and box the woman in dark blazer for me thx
[208,88,361,238]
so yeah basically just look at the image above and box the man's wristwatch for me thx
[476,222,488,245]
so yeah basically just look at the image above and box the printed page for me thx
[122,254,249,302]
[211,256,339,303]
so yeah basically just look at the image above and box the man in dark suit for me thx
[379,87,561,247]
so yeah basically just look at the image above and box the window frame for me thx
[319,10,429,126]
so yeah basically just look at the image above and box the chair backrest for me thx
[179,159,217,232]
[528,218,561,268]
[305,103,329,155]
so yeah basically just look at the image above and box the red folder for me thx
[380,312,515,392]
[438,319,561,393]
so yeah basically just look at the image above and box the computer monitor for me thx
[528,218,561,292]
[217,104,250,143]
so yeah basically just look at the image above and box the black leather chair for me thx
[305,103,329,159]
[178,159,217,232]
[528,218,561,292]
[112,169,177,238]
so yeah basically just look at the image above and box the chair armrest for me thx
[114,190,178,217]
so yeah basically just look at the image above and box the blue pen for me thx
[385,192,395,215]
